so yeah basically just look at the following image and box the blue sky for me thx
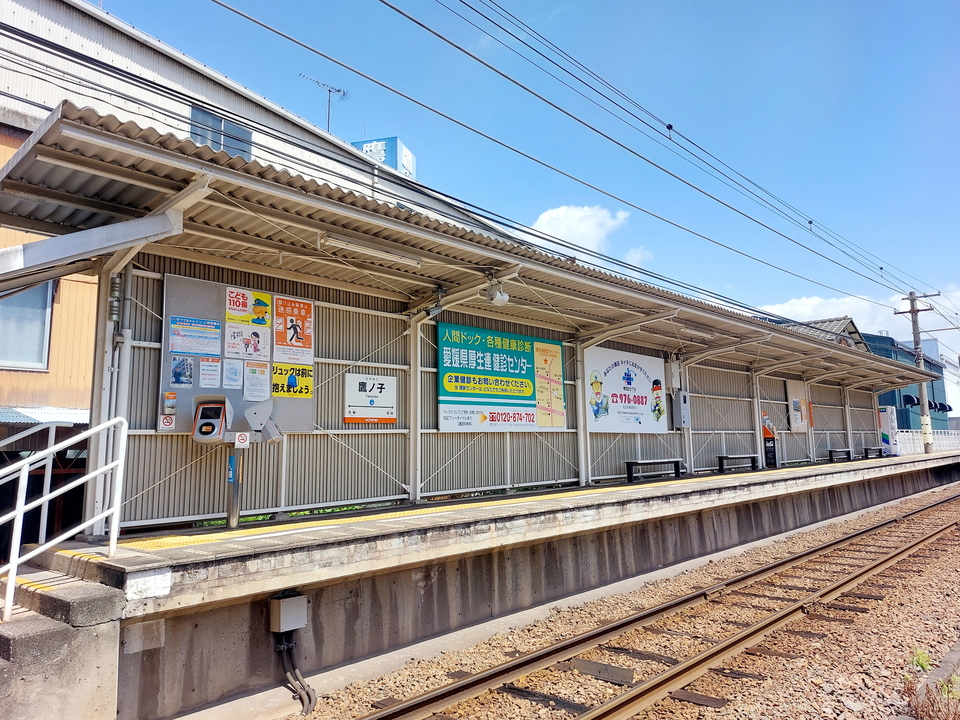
[97,0,960,353]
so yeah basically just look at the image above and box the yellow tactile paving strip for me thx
[15,577,56,593]
[55,459,881,556]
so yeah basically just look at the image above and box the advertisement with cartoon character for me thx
[583,347,668,434]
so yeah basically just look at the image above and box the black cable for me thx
[466,0,948,303]
[0,24,897,341]
[372,0,907,297]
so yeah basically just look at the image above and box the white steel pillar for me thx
[681,364,695,472]
[842,387,855,451]
[406,315,425,503]
[751,371,764,461]
[574,343,592,486]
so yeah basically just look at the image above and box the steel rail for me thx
[360,490,960,720]
[578,515,960,719]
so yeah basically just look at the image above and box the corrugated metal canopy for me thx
[0,102,937,392]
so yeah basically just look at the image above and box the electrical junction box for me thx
[671,391,691,429]
[270,595,308,633]
[666,361,682,391]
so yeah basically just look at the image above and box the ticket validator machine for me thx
[190,396,281,529]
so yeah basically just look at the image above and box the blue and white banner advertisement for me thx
[583,347,668,433]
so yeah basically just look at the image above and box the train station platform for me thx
[10,451,960,720]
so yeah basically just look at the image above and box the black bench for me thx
[828,448,853,462]
[717,454,759,473]
[861,446,883,459]
[624,458,685,482]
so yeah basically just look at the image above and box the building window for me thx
[0,281,53,370]
[189,106,253,161]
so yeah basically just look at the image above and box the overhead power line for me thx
[451,0,960,320]
[372,0,908,297]
[0,19,901,343]
[202,1,899,312]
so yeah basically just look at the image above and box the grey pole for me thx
[228,445,244,529]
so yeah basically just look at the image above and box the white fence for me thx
[896,429,960,456]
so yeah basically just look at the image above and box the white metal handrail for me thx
[895,429,960,455]
[0,421,75,544]
[1,417,127,622]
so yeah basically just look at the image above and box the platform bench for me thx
[828,448,853,462]
[716,454,759,473]
[624,458,685,482]
[862,446,884,459]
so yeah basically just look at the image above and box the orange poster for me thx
[272,296,314,365]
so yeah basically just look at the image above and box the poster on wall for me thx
[344,373,397,423]
[785,379,809,433]
[582,346,668,433]
[272,363,314,399]
[226,287,272,326]
[273,295,315,364]
[224,322,270,360]
[243,360,271,401]
[436,322,566,432]
[168,316,221,356]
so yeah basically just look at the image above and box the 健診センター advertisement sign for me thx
[437,322,565,431]
[583,346,668,433]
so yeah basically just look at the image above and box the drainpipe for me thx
[114,265,134,424]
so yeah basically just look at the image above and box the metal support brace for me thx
[679,334,773,369]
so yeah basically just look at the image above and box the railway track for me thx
[360,491,960,720]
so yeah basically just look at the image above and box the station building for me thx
[0,3,951,719]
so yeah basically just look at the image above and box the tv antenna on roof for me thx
[300,74,349,134]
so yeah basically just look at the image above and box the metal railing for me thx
[0,422,75,545]
[1,417,128,622]
[896,429,960,455]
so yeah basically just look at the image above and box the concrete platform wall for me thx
[117,464,960,719]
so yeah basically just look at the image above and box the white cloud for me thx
[623,245,653,267]
[761,291,960,414]
[531,205,629,256]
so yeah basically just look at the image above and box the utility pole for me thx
[895,291,939,453]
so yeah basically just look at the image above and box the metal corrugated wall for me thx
[117,262,883,526]
[811,383,847,459]
[284,432,406,507]
[688,366,756,471]
[850,389,880,453]
[757,375,809,462]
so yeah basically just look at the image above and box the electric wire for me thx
[0,38,896,337]
[440,0,914,294]
[199,1,901,313]
[464,0,960,317]
[0,21,926,341]
[0,24,908,340]
[371,0,907,297]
